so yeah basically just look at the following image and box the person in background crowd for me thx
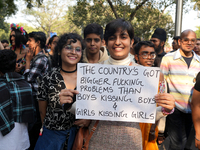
[129,36,141,62]
[194,38,200,56]
[10,23,28,74]
[134,41,175,150]
[24,31,49,150]
[191,72,200,150]
[171,36,180,53]
[82,23,109,63]
[47,35,59,56]
[150,28,167,66]
[0,49,35,150]
[60,18,175,150]
[1,40,10,49]
[35,33,84,150]
[160,29,200,150]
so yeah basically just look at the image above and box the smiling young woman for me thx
[35,33,84,150]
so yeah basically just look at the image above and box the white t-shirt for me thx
[0,122,30,150]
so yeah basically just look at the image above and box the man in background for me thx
[171,36,180,53]
[194,38,200,56]
[150,28,167,66]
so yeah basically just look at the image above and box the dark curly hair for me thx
[52,33,85,67]
[10,28,28,48]
[0,49,17,73]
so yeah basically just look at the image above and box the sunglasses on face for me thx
[64,45,82,53]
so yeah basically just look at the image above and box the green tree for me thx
[0,22,10,41]
[68,0,178,39]
[23,0,80,37]
[0,0,42,30]
[195,26,200,38]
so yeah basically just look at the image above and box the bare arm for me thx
[38,100,48,124]
[191,89,200,149]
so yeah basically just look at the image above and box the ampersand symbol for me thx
[113,102,117,110]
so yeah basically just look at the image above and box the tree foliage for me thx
[68,0,179,40]
[195,26,200,38]
[0,22,10,41]
[191,0,200,10]
[23,0,80,37]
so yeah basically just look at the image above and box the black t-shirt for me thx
[182,56,193,68]
[194,72,200,92]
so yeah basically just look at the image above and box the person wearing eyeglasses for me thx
[134,41,175,150]
[82,23,109,64]
[35,33,85,150]
[160,29,200,150]
[194,38,200,56]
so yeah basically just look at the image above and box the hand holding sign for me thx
[59,89,79,106]
[155,93,175,113]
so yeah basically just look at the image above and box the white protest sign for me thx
[76,63,160,123]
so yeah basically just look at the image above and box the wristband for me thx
[195,135,200,141]
[161,107,174,115]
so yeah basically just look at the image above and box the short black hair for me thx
[104,18,134,43]
[1,40,9,44]
[133,37,141,45]
[10,28,28,48]
[28,31,46,49]
[84,23,103,40]
[134,41,155,55]
[197,38,200,41]
[0,49,17,73]
[173,36,180,43]
[52,33,84,67]
[48,35,58,45]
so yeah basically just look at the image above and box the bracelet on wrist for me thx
[161,107,174,115]
[195,135,200,141]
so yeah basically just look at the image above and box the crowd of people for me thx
[0,18,199,150]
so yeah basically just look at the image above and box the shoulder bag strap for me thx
[82,120,99,150]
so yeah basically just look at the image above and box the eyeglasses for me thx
[181,38,196,44]
[64,45,82,53]
[10,35,15,38]
[139,52,156,59]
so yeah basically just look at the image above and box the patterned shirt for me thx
[37,67,75,130]
[24,51,49,96]
[160,49,200,113]
[0,72,35,136]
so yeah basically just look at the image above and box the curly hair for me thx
[0,49,17,73]
[52,33,85,68]
[10,28,28,48]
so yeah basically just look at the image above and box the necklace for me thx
[61,67,77,73]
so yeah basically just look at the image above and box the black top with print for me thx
[37,67,75,130]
